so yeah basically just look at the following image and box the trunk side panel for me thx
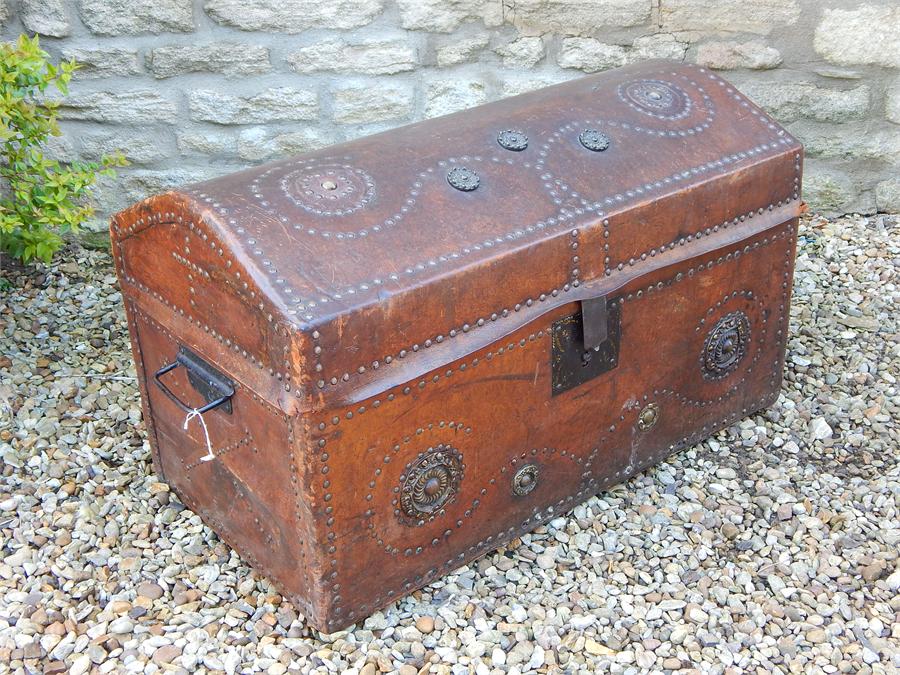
[111,201,322,620]
[126,305,319,619]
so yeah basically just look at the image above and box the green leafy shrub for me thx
[0,35,127,264]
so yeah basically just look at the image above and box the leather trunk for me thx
[111,60,803,632]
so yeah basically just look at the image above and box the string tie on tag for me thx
[183,408,215,462]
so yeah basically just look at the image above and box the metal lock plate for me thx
[551,297,621,396]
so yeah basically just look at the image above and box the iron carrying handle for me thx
[153,347,235,415]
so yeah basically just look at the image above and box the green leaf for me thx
[0,34,123,266]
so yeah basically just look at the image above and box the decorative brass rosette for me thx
[702,311,751,380]
[397,445,464,526]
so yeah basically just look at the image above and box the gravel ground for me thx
[1,213,898,675]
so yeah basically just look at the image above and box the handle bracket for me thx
[154,346,235,415]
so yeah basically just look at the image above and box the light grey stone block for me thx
[237,128,332,161]
[288,39,416,75]
[802,165,858,216]
[508,0,650,36]
[79,0,194,35]
[788,121,900,164]
[631,34,688,62]
[875,178,900,213]
[80,132,169,164]
[695,41,782,70]
[886,77,900,125]
[332,83,414,124]
[659,0,799,37]
[62,48,142,79]
[436,36,489,67]
[425,79,487,118]
[814,5,900,68]
[205,0,384,32]
[737,82,869,123]
[148,43,270,78]
[41,133,76,163]
[494,37,545,68]
[93,168,216,216]
[57,91,178,124]
[558,38,628,73]
[499,73,576,99]
[121,168,218,202]
[22,0,70,37]
[177,131,238,156]
[397,0,501,33]
[188,88,318,124]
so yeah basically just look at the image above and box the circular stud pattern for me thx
[497,129,528,151]
[447,166,480,191]
[637,403,660,431]
[702,311,751,380]
[579,129,611,152]
[619,79,691,120]
[306,222,797,605]
[512,464,539,496]
[188,70,794,339]
[279,164,375,216]
[398,444,464,525]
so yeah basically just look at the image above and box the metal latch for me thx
[551,296,621,396]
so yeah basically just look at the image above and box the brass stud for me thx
[637,403,660,431]
[512,464,539,496]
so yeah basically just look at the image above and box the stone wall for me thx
[2,0,899,226]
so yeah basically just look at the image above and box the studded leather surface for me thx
[115,60,801,408]
[175,61,797,321]
[111,60,803,632]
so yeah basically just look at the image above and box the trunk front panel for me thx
[307,219,797,630]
